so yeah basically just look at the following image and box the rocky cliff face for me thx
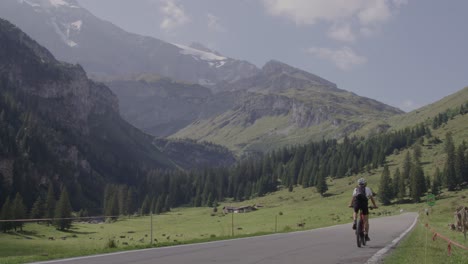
[0,20,118,134]
[0,18,176,210]
[173,61,404,153]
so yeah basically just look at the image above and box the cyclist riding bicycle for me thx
[349,178,378,241]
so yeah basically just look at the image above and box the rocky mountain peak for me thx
[0,18,118,134]
[261,60,337,88]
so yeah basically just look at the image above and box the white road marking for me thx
[366,214,419,264]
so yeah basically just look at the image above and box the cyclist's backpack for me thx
[355,186,368,201]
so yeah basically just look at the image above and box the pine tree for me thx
[394,168,406,201]
[30,196,45,219]
[155,195,164,214]
[410,161,426,202]
[402,151,412,193]
[431,168,441,196]
[315,171,328,197]
[117,185,128,216]
[54,188,73,231]
[140,195,150,215]
[444,132,457,191]
[164,194,172,212]
[379,165,393,205]
[12,193,26,231]
[0,197,12,232]
[105,193,119,220]
[455,144,466,184]
[126,188,136,215]
[44,183,56,225]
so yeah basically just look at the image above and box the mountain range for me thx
[0,0,259,86]
[0,0,405,155]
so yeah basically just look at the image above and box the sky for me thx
[77,0,468,112]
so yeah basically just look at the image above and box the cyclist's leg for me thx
[362,203,369,234]
[352,203,360,229]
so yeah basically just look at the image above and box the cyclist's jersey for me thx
[352,187,373,199]
[352,186,372,215]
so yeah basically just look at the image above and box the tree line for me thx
[378,132,468,205]
[101,122,431,217]
[0,184,73,232]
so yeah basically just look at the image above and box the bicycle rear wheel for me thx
[356,218,362,248]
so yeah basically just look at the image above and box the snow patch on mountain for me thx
[19,0,40,7]
[17,0,80,9]
[49,0,67,7]
[173,43,228,68]
[71,20,82,31]
[50,18,78,47]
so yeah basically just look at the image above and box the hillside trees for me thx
[44,184,56,225]
[444,132,457,191]
[0,197,12,232]
[431,167,442,196]
[12,193,26,231]
[409,157,426,202]
[394,168,406,201]
[54,187,73,231]
[379,165,394,205]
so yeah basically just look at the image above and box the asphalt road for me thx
[34,212,418,264]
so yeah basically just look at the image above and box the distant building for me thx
[222,204,261,214]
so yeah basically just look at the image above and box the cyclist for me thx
[349,178,378,241]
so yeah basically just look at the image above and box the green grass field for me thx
[3,173,468,264]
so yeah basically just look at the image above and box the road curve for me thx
[33,212,418,264]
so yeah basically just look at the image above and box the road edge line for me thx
[365,213,419,264]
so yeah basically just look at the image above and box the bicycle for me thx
[355,206,376,248]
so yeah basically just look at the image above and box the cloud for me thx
[400,99,420,112]
[306,46,367,70]
[207,13,226,33]
[260,0,408,41]
[328,23,356,43]
[358,0,391,25]
[159,0,189,32]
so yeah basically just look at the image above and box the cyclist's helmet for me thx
[357,178,366,186]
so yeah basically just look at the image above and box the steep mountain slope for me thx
[354,86,468,137]
[0,0,259,86]
[386,86,468,129]
[173,61,404,154]
[107,78,224,138]
[0,18,177,211]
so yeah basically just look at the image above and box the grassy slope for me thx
[173,87,401,155]
[355,86,468,137]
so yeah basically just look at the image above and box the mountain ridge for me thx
[0,0,260,86]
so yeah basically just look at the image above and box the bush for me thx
[106,238,117,248]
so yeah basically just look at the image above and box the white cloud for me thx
[261,0,364,25]
[358,0,392,25]
[392,0,409,8]
[260,0,408,41]
[159,0,189,32]
[400,99,420,112]
[306,46,367,70]
[207,13,226,33]
[328,23,356,43]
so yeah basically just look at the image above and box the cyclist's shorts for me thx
[354,200,369,215]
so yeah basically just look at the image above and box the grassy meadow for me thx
[3,173,468,264]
